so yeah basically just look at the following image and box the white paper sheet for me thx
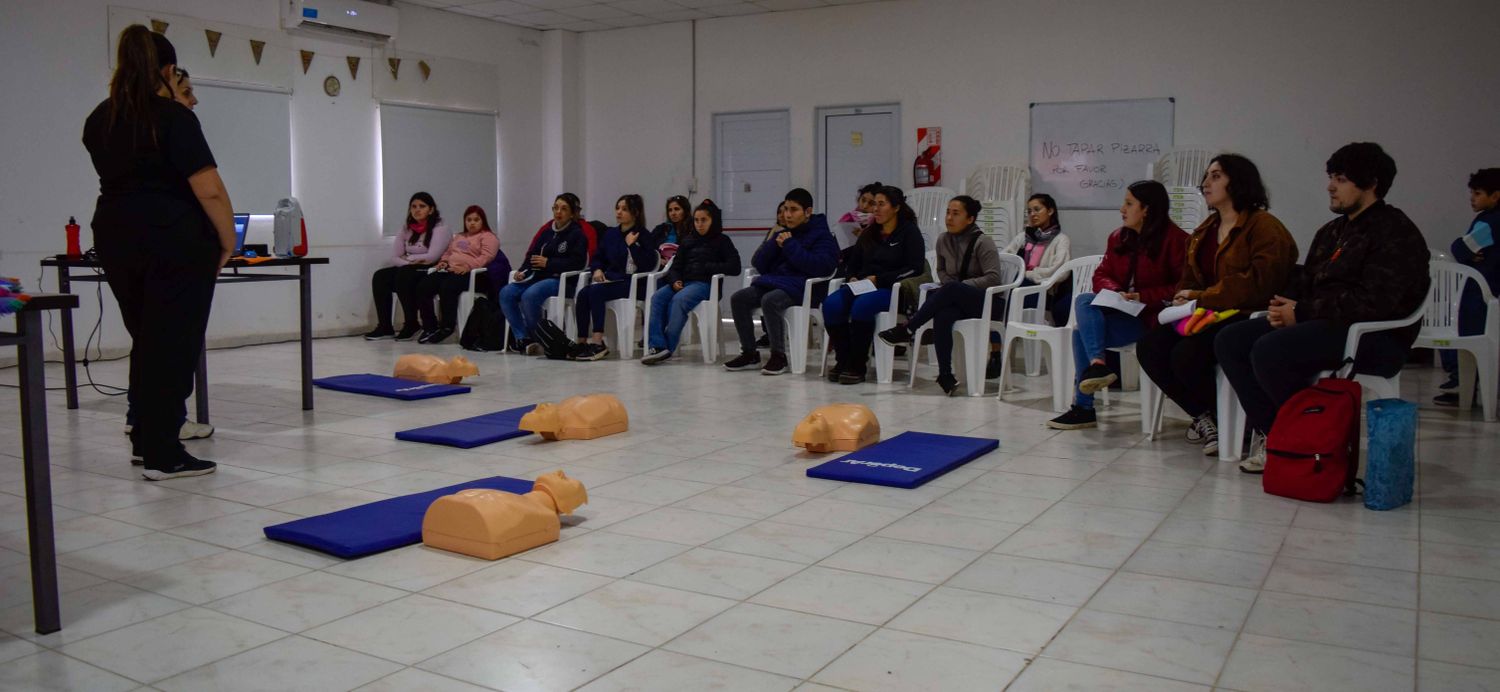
[1157,300,1197,324]
[1091,289,1146,317]
[845,279,877,295]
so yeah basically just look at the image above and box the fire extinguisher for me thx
[913,146,939,188]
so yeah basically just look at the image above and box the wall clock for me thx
[323,75,341,97]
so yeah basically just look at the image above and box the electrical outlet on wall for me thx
[687,178,698,194]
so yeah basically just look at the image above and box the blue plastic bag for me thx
[1364,398,1416,511]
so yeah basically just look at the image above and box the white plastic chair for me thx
[907,253,1025,397]
[998,255,1104,412]
[964,164,1030,204]
[1154,149,1215,188]
[423,265,489,333]
[738,267,841,374]
[904,187,954,249]
[683,274,730,363]
[1141,364,1246,461]
[598,255,668,360]
[1415,261,1498,421]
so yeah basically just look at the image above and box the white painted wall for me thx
[578,0,1500,257]
[0,0,545,359]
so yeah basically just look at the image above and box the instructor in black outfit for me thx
[82,26,232,480]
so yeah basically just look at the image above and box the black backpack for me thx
[459,296,506,352]
[531,317,574,360]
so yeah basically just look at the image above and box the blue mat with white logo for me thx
[312,374,470,400]
[394,405,536,449]
[805,431,998,489]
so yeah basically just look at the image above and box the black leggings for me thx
[1136,319,1241,419]
[415,271,470,330]
[372,264,429,329]
[908,282,999,377]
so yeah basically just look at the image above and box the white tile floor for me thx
[0,333,1496,691]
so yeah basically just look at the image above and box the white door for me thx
[817,105,900,218]
[713,110,790,225]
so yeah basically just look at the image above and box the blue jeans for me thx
[648,281,712,352]
[1071,292,1145,409]
[498,277,559,340]
[821,285,892,325]
[1439,288,1487,376]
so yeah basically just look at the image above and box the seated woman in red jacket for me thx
[1049,181,1188,430]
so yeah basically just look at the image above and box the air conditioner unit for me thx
[282,0,398,42]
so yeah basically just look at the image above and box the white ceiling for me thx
[403,0,891,32]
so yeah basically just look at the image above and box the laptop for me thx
[232,213,250,256]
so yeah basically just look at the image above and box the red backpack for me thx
[1263,376,1362,502]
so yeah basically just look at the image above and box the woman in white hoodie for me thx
[1002,192,1074,325]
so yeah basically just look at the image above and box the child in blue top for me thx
[1436,168,1500,405]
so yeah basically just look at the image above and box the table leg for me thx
[17,310,60,634]
[57,269,78,410]
[300,264,314,410]
[195,346,209,424]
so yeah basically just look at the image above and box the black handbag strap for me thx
[958,232,982,279]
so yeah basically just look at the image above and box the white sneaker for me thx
[178,421,215,440]
[1239,430,1267,474]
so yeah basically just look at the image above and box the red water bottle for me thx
[65,216,82,258]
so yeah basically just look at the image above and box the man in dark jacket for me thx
[1435,168,1500,405]
[1216,142,1430,473]
[725,189,839,375]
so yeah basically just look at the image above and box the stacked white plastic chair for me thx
[1415,260,1498,420]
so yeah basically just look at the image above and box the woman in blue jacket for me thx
[570,194,659,360]
[823,186,926,384]
[725,188,839,375]
[642,199,742,364]
[499,192,589,354]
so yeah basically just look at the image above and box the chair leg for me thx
[1049,337,1070,413]
[1140,372,1163,438]
[962,328,987,398]
[997,334,1015,400]
[1217,368,1246,462]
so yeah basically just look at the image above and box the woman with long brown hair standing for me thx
[82,26,233,479]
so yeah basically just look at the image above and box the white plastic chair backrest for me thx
[1425,260,1495,331]
[904,187,954,251]
[984,200,1016,248]
[965,165,1030,203]
[1154,149,1215,188]
[1061,255,1104,328]
[997,253,1025,286]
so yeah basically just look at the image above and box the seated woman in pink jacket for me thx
[413,205,500,344]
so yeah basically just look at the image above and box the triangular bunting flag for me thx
[300,50,314,74]
[347,56,361,80]
[388,57,401,80]
[150,19,169,34]
[205,30,222,57]
[250,40,265,65]
[418,60,431,82]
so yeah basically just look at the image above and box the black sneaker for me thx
[506,336,526,353]
[416,328,439,344]
[641,348,672,365]
[724,351,761,371]
[936,373,959,396]
[1439,374,1459,392]
[755,333,770,348]
[985,351,1003,379]
[582,343,610,361]
[428,327,455,344]
[1434,392,1459,407]
[826,363,845,382]
[878,325,913,347]
[142,455,217,481]
[838,369,866,385]
[762,351,789,375]
[1047,406,1098,430]
[1077,363,1118,394]
[363,325,395,340]
[394,325,421,341]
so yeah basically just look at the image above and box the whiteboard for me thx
[1029,98,1174,209]
[193,84,291,214]
[379,104,498,236]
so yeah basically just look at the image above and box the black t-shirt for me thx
[82,95,216,225]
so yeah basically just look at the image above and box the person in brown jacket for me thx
[1136,154,1299,455]
[1217,142,1430,473]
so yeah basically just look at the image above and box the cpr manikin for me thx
[394,354,479,384]
[422,470,588,560]
[793,403,880,453]
[519,393,628,440]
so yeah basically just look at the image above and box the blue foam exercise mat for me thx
[263,476,534,559]
[395,405,537,449]
[312,374,470,400]
[806,431,998,489]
